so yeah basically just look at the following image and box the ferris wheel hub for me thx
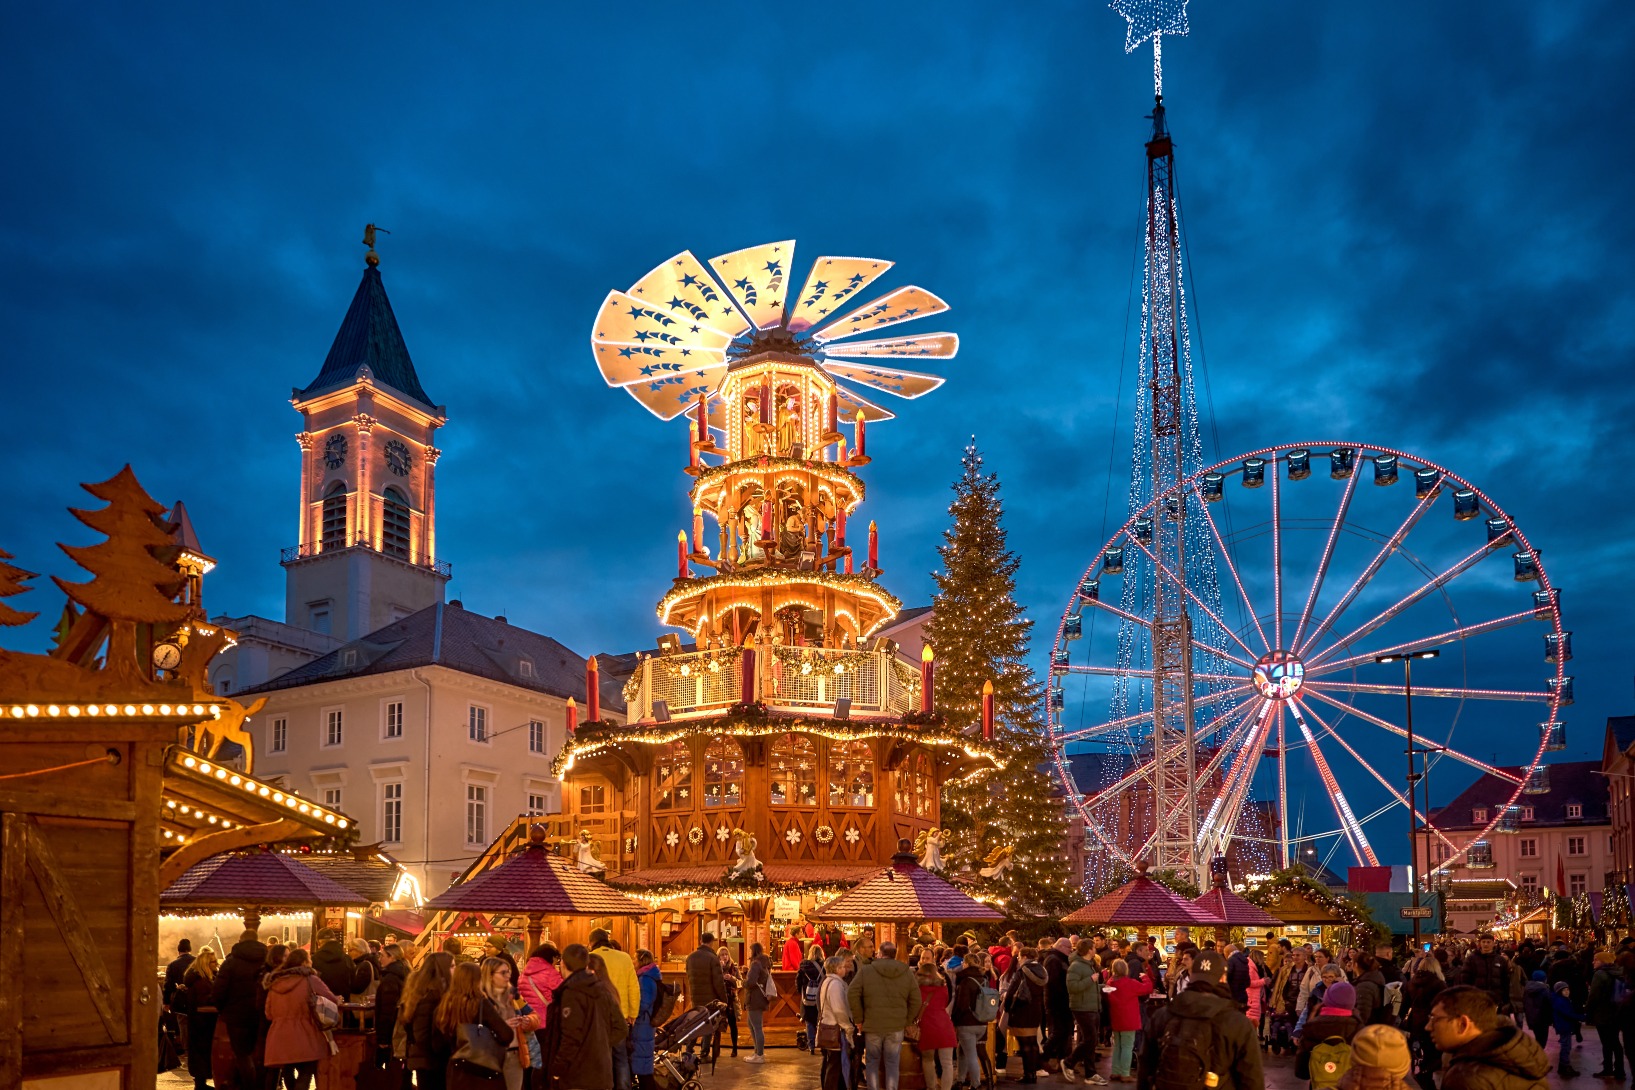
[1252,650,1307,701]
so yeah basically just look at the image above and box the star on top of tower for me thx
[1110,0,1189,53]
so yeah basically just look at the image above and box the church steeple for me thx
[283,242,450,640]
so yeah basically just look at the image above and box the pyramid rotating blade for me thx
[591,290,738,355]
[592,340,728,389]
[621,371,727,422]
[821,361,946,400]
[811,286,950,343]
[819,332,958,360]
[787,257,893,333]
[835,383,897,422]
[708,240,795,330]
[628,251,752,338]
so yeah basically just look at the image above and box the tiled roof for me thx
[422,843,649,916]
[1063,876,1222,927]
[284,853,402,902]
[1194,886,1281,927]
[162,851,369,907]
[1430,759,1608,828]
[1608,716,1635,756]
[811,856,1003,923]
[610,862,880,888]
[299,264,435,411]
[248,601,626,711]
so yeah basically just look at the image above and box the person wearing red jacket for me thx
[1103,959,1154,1083]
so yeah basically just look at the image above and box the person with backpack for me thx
[820,954,858,1090]
[798,944,828,1054]
[1519,970,1552,1049]
[1352,954,1390,1027]
[743,942,775,1064]
[1103,958,1152,1084]
[1296,979,1363,1088]
[263,948,341,1090]
[1066,939,1107,1083]
[632,948,666,1090]
[1587,951,1627,1079]
[1135,949,1261,1090]
[954,950,998,1090]
[1001,946,1051,1084]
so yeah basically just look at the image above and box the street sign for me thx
[1400,906,1435,919]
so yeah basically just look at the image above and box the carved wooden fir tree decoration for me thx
[0,547,38,626]
[925,441,1076,913]
[52,465,189,679]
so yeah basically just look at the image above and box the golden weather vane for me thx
[363,223,391,266]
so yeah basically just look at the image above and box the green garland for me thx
[1242,867,1384,941]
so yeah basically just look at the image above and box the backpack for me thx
[1614,977,1632,1007]
[1310,1036,1353,1090]
[975,983,1002,1023]
[803,979,822,1005]
[1151,1012,1215,1090]
[650,980,679,1028]
[1005,974,1033,1012]
[1383,980,1405,1022]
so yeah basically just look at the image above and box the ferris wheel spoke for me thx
[1290,461,1361,652]
[1197,701,1273,860]
[1057,662,1241,683]
[1295,484,1441,658]
[1083,596,1257,670]
[1056,683,1254,743]
[1305,679,1551,703]
[1286,701,1378,866]
[1272,459,1285,649]
[1302,688,1524,784]
[1125,537,1263,664]
[1082,755,1160,808]
[1304,540,1497,670]
[1304,609,1541,678]
[1193,486,1271,653]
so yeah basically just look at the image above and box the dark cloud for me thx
[3,1,1629,859]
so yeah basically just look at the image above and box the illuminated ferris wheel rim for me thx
[1046,440,1567,874]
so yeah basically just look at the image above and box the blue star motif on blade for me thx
[1110,0,1188,53]
[764,260,782,274]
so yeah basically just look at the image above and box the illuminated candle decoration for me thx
[692,506,705,554]
[586,655,600,723]
[760,383,772,425]
[695,394,709,443]
[565,697,578,736]
[760,499,773,541]
[835,504,847,547]
[741,648,757,704]
[688,427,699,471]
[677,531,689,578]
[827,391,838,435]
[854,410,866,458]
[920,645,935,713]
[868,521,879,569]
[982,679,995,740]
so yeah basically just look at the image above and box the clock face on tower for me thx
[384,439,413,477]
[323,433,348,470]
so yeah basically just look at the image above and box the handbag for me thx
[904,1021,921,1042]
[453,1022,506,1074]
[817,1021,844,1050]
[306,975,341,1030]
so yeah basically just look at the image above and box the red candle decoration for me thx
[845,550,853,575]
[687,427,699,471]
[837,439,848,465]
[692,506,705,554]
[760,382,773,425]
[695,394,709,443]
[760,499,773,540]
[920,645,935,713]
[827,391,838,435]
[586,656,600,723]
[867,521,879,569]
[677,530,689,577]
[854,410,866,458]
[741,647,757,704]
[565,697,578,736]
[981,679,995,740]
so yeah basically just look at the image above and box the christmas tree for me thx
[926,440,1078,914]
[0,547,38,627]
[52,466,188,679]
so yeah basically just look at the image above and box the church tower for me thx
[282,239,450,640]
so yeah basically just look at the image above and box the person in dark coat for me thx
[1296,980,1363,1081]
[1041,938,1074,1075]
[1352,954,1390,1026]
[163,939,196,1055]
[796,943,826,1054]
[374,944,411,1054]
[211,928,268,1090]
[684,932,729,1061]
[402,952,454,1090]
[1459,935,1513,1014]
[1519,970,1552,1048]
[1002,948,1051,1084]
[177,947,218,1090]
[545,944,629,1090]
[312,931,353,1000]
[1226,945,1252,1010]
[429,961,514,1090]
[1586,952,1626,1079]
[1137,950,1263,1090]
[631,949,663,1089]
[1402,956,1447,1084]
[1430,984,1550,1090]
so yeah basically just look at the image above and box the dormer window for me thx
[1472,807,1488,823]
[519,659,534,679]
[342,648,359,668]
[1520,806,1535,821]
[1566,803,1583,820]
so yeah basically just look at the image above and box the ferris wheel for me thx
[1046,442,1569,880]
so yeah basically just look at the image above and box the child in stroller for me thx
[650,1002,730,1090]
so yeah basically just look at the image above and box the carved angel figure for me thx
[575,830,606,874]
[727,827,762,879]
[979,843,1015,880]
[915,827,951,872]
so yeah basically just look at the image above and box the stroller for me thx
[650,1001,730,1090]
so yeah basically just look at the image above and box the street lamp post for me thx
[1375,649,1441,947]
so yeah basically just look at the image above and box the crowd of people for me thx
[160,923,1635,1090]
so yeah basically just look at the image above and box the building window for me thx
[519,659,534,678]
[309,604,332,635]
[1471,808,1488,823]
[1520,874,1538,892]
[770,734,818,807]
[580,783,608,814]
[527,793,547,816]
[466,784,487,845]
[529,720,545,754]
[381,487,412,559]
[1566,803,1583,820]
[1568,836,1586,856]
[321,482,348,550]
[703,737,744,808]
[1466,841,1494,867]
[384,701,403,739]
[324,709,343,747]
[1570,873,1587,896]
[653,740,693,812]
[1520,806,1535,821]
[381,782,402,843]
[829,740,877,807]
[271,717,287,753]
[895,751,935,818]
[342,648,358,668]
[323,788,342,810]
[468,706,488,743]
[1519,838,1538,858]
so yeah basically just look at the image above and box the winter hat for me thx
[1532,970,1547,981]
[1556,981,1571,994]
[1324,980,1358,1011]
[1352,1025,1412,1077]
[1190,950,1227,984]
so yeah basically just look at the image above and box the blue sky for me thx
[4,3,1631,862]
